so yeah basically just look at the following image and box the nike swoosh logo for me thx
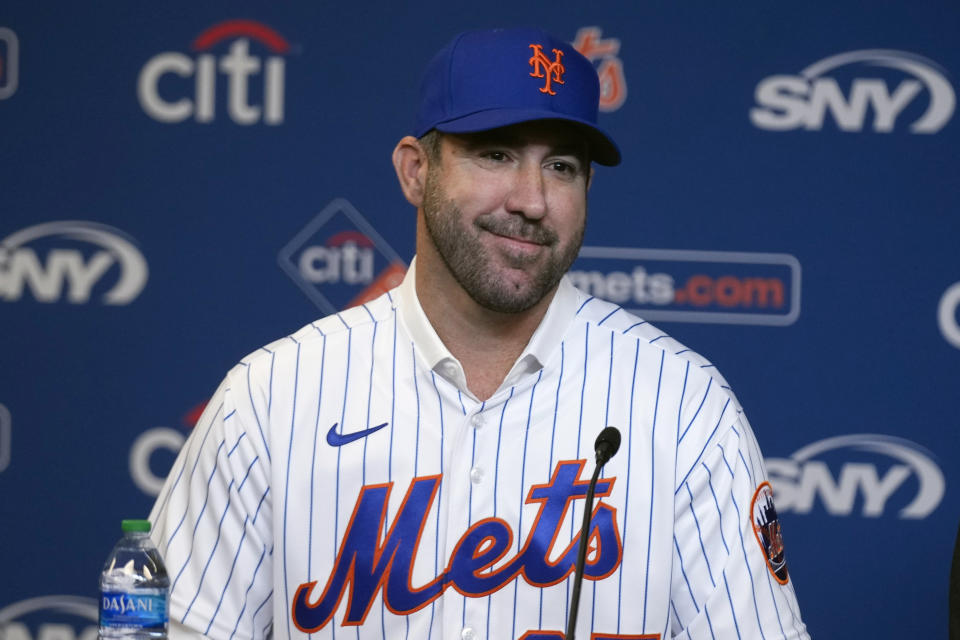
[326,422,389,447]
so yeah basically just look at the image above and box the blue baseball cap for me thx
[413,28,622,166]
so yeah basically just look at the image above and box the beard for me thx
[421,166,585,314]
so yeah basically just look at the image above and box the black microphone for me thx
[566,426,621,640]
[594,426,621,467]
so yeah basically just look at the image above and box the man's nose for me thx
[505,162,548,220]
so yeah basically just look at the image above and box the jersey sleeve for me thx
[149,363,275,640]
[670,405,810,639]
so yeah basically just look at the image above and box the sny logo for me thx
[938,281,960,349]
[0,27,19,100]
[529,44,565,95]
[751,49,955,133]
[138,19,290,125]
[766,434,945,518]
[0,595,99,640]
[0,221,148,305]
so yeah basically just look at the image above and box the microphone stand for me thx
[566,426,620,640]
[565,461,605,640]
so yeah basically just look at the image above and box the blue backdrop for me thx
[1,3,958,638]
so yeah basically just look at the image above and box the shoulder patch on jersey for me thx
[751,481,789,584]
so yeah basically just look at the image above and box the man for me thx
[150,27,809,640]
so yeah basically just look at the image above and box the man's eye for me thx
[481,151,509,162]
[550,161,579,175]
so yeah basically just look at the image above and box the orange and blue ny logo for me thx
[529,44,565,95]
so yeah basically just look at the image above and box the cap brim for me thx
[432,108,622,166]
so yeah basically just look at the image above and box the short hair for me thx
[418,129,442,163]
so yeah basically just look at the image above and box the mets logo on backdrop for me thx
[529,44,565,95]
[570,247,801,326]
[138,19,292,125]
[573,27,627,112]
[278,199,407,314]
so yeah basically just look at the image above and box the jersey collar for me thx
[395,257,579,400]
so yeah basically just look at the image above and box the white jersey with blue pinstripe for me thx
[149,263,808,640]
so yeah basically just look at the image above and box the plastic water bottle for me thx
[99,519,170,640]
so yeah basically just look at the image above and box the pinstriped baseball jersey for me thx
[149,261,809,640]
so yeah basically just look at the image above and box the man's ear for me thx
[392,135,430,207]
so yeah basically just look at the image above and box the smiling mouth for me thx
[478,220,554,248]
[490,230,544,247]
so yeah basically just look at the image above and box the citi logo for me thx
[278,199,406,314]
[131,402,206,497]
[750,49,955,133]
[766,434,945,519]
[300,231,377,286]
[138,19,289,125]
[0,221,148,304]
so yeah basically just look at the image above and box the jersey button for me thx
[461,627,477,640]
[470,414,485,429]
[469,466,484,484]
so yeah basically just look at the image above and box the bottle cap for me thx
[121,519,152,533]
